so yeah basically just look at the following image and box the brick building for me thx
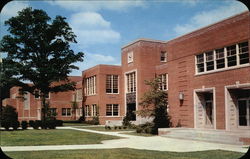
[3,11,250,132]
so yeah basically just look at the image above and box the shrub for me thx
[63,120,80,123]
[92,116,99,125]
[55,120,63,126]
[118,126,122,129]
[32,120,41,129]
[29,120,34,127]
[114,126,117,130]
[123,126,127,129]
[47,120,56,129]
[1,105,19,130]
[122,112,132,127]
[144,127,152,134]
[136,127,143,133]
[129,124,137,129]
[105,126,111,130]
[21,121,28,130]
[1,120,11,130]
[12,121,20,130]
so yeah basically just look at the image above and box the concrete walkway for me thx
[2,127,248,153]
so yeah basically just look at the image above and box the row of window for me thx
[85,104,119,117]
[196,41,249,74]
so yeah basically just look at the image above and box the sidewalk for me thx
[1,127,248,153]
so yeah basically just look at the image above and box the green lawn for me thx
[62,123,92,126]
[121,132,155,137]
[5,148,244,159]
[76,126,135,132]
[0,129,121,146]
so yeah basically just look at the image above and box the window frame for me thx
[126,72,136,93]
[85,76,97,96]
[62,108,71,117]
[160,51,167,62]
[195,41,249,75]
[106,75,119,94]
[106,104,119,116]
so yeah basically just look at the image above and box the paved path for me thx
[2,127,248,153]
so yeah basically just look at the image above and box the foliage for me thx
[122,112,132,127]
[0,105,19,130]
[85,116,99,125]
[55,120,63,126]
[138,77,171,134]
[0,7,84,123]
[21,121,28,130]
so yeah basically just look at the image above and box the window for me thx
[205,51,214,71]
[49,108,57,116]
[106,75,118,93]
[76,89,83,101]
[92,104,97,116]
[127,52,133,63]
[85,76,96,96]
[85,105,91,117]
[227,45,237,67]
[196,41,249,74]
[106,104,119,116]
[196,54,204,73]
[24,92,30,110]
[34,90,49,99]
[62,108,71,116]
[160,51,167,62]
[159,74,168,91]
[215,48,225,69]
[239,42,249,64]
[126,72,136,93]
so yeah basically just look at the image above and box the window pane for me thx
[239,42,249,65]
[216,48,224,59]
[206,51,214,61]
[206,61,214,71]
[106,104,112,116]
[67,108,71,116]
[113,75,118,93]
[197,63,204,73]
[62,108,66,116]
[113,104,119,116]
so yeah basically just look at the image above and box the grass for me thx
[62,123,91,126]
[76,126,135,132]
[5,148,244,159]
[121,132,155,137]
[0,129,121,146]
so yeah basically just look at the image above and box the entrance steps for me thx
[158,128,250,145]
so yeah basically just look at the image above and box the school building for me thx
[3,12,250,135]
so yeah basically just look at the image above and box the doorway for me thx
[238,99,250,127]
[127,103,136,121]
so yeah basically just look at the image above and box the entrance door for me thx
[127,103,136,121]
[205,100,213,128]
[238,100,250,127]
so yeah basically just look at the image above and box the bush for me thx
[123,126,127,129]
[1,120,11,130]
[85,116,99,125]
[55,120,63,126]
[1,105,19,130]
[105,126,111,130]
[12,121,20,130]
[29,120,34,127]
[118,126,122,129]
[114,126,117,130]
[63,120,81,123]
[47,120,56,129]
[21,121,28,130]
[136,127,143,133]
[122,113,132,127]
[32,120,41,129]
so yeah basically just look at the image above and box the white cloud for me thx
[1,1,29,21]
[46,0,145,12]
[69,12,120,47]
[179,0,200,6]
[174,1,248,36]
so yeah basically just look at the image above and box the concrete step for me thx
[158,128,250,145]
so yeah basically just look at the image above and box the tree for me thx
[0,7,84,124]
[139,77,171,134]
[1,105,19,130]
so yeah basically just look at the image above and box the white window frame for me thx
[85,105,90,117]
[195,41,249,75]
[160,51,167,62]
[92,104,97,117]
[85,76,96,96]
[106,104,119,116]
[106,75,119,94]
[126,72,136,93]
[62,108,71,117]
[159,74,168,91]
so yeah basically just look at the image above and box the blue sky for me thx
[0,0,248,76]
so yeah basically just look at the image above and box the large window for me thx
[159,74,168,91]
[85,76,96,96]
[92,104,97,116]
[106,104,119,116]
[76,89,82,101]
[126,72,136,93]
[62,108,71,116]
[85,105,91,117]
[196,41,249,74]
[160,51,167,62]
[106,75,118,93]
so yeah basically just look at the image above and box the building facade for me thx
[3,12,250,132]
